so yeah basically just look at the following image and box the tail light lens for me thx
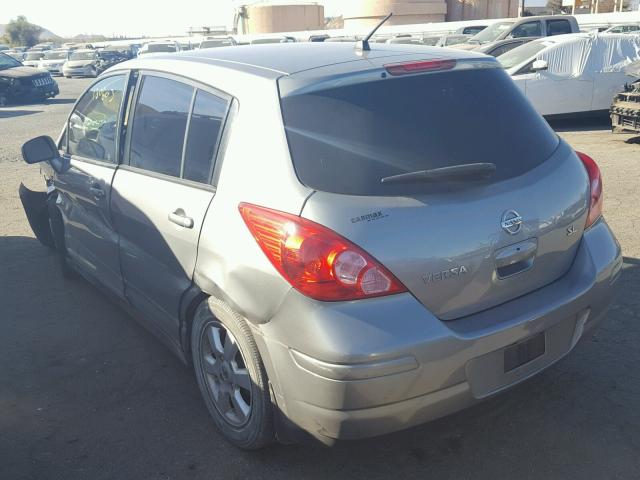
[238,203,407,302]
[576,151,603,229]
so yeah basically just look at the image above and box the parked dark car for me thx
[475,37,539,57]
[0,52,59,105]
[96,49,130,72]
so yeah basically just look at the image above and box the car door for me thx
[111,73,230,338]
[55,73,129,297]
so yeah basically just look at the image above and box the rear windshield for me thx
[146,43,176,53]
[44,51,67,60]
[279,67,559,196]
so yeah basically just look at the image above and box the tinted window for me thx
[68,75,126,162]
[547,20,572,36]
[463,26,486,35]
[510,21,542,38]
[182,90,228,183]
[279,68,559,196]
[129,76,193,177]
[491,41,525,57]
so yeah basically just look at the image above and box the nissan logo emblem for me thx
[501,210,523,235]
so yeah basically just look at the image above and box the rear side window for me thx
[279,68,559,196]
[547,20,572,36]
[129,75,193,177]
[182,90,228,183]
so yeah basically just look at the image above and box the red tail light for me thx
[576,151,603,229]
[384,59,456,76]
[239,203,407,302]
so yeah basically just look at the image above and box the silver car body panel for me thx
[35,43,621,443]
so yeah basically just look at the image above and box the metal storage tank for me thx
[245,2,325,34]
[342,0,447,29]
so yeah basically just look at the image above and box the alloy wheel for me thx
[200,321,252,427]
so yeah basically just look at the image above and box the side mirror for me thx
[21,135,60,165]
[532,59,548,72]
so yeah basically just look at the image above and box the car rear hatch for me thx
[278,56,590,320]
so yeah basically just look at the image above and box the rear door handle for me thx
[168,209,194,229]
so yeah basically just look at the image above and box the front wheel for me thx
[191,297,275,449]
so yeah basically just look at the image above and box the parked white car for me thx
[38,50,70,76]
[62,49,99,78]
[500,33,640,116]
[138,41,181,55]
[198,36,237,49]
[22,51,45,67]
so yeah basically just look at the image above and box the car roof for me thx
[123,42,488,78]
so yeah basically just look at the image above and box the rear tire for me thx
[191,297,275,450]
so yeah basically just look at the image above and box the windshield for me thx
[470,22,514,43]
[144,44,176,53]
[200,39,234,48]
[421,36,440,46]
[444,35,470,46]
[279,67,558,196]
[498,41,548,69]
[44,51,68,60]
[0,53,21,69]
[70,51,96,60]
[25,52,44,60]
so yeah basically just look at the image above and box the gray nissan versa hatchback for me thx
[19,42,622,449]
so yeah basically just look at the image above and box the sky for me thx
[1,0,346,38]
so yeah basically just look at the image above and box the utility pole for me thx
[519,0,525,16]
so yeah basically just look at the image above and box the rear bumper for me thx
[256,218,622,443]
[62,66,95,77]
[44,67,63,76]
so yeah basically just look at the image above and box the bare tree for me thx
[5,16,42,47]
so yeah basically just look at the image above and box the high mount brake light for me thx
[576,151,603,229]
[384,59,457,76]
[238,203,407,302]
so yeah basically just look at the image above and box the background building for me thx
[242,2,325,33]
[342,0,447,28]
[446,0,519,20]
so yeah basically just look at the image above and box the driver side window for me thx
[68,75,126,163]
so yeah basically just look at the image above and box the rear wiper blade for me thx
[380,163,496,185]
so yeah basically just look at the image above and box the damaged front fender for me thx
[18,183,55,249]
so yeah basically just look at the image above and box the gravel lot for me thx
[1,77,639,480]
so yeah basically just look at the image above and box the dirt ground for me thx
[1,77,639,480]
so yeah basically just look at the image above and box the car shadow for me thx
[44,98,77,105]
[0,109,42,118]
[4,203,639,479]
[546,113,611,132]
